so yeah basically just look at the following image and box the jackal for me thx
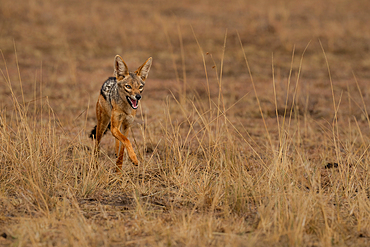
[90,55,152,172]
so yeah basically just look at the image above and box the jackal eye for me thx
[125,85,132,90]
[139,85,144,90]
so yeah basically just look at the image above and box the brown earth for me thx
[1,0,370,246]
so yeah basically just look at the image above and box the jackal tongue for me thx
[127,96,138,109]
[128,97,137,108]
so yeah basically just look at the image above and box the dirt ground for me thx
[2,0,370,246]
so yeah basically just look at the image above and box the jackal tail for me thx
[89,123,111,139]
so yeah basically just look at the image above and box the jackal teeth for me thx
[126,96,138,109]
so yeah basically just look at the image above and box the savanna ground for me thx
[1,0,370,246]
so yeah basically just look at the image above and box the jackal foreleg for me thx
[111,110,138,169]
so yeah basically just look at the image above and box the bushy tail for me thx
[89,123,111,139]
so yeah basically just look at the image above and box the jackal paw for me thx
[132,159,139,166]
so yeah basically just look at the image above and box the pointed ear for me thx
[136,57,152,81]
[114,55,129,79]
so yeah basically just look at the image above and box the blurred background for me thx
[3,1,370,245]
[1,0,370,123]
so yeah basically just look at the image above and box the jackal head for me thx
[114,55,152,109]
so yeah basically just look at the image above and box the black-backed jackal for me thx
[90,55,152,172]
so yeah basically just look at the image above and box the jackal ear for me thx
[136,57,152,81]
[114,55,129,80]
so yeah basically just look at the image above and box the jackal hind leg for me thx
[95,95,111,153]
[95,116,110,154]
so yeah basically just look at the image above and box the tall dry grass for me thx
[2,0,370,246]
[1,34,370,246]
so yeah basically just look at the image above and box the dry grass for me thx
[2,0,370,246]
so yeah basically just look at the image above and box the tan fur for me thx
[94,55,152,173]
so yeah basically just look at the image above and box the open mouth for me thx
[126,96,139,109]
